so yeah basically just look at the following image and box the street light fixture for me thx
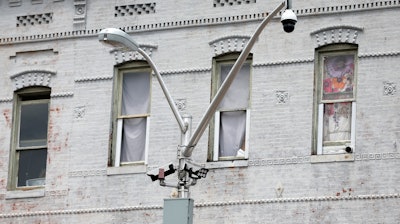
[99,28,188,134]
[99,0,296,223]
[98,28,139,51]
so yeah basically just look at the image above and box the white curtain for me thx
[218,63,250,109]
[120,71,150,162]
[121,72,150,115]
[219,111,246,157]
[121,118,146,162]
[217,62,249,157]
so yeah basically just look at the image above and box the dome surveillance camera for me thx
[281,9,297,33]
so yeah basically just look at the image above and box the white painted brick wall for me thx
[0,0,399,223]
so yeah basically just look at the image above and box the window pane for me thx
[17,149,47,187]
[218,62,250,109]
[121,71,150,115]
[219,111,246,157]
[322,54,354,101]
[121,118,146,162]
[19,103,49,147]
[323,102,352,143]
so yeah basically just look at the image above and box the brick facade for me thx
[0,0,399,223]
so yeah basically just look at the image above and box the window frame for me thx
[208,53,252,162]
[110,62,152,167]
[8,87,50,190]
[312,44,358,157]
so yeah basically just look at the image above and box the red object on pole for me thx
[158,168,165,180]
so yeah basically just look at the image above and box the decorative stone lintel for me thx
[311,25,363,48]
[10,70,56,90]
[209,35,251,56]
[112,45,158,65]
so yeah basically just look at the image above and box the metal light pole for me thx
[98,1,296,223]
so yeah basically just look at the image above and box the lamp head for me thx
[98,28,139,51]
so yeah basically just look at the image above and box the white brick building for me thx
[0,0,399,223]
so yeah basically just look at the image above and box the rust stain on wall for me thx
[11,202,38,212]
[47,106,69,152]
[2,109,11,128]
[0,179,5,189]
[50,107,61,114]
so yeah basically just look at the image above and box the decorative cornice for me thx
[0,193,398,218]
[10,70,56,90]
[292,0,400,16]
[1,1,399,45]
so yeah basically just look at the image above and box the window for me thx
[8,87,50,189]
[313,44,357,155]
[209,54,251,161]
[111,63,151,167]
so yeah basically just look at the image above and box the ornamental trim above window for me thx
[10,70,56,91]
[310,25,363,48]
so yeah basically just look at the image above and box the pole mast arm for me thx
[138,48,188,133]
[182,1,286,157]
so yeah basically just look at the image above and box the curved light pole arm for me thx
[137,48,188,133]
[182,1,286,157]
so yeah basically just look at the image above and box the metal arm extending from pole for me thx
[182,1,286,157]
[98,28,188,134]
[137,48,188,133]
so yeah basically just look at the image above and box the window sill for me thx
[107,164,147,176]
[311,153,354,163]
[206,159,248,169]
[6,187,45,199]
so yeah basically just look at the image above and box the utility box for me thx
[163,198,194,224]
